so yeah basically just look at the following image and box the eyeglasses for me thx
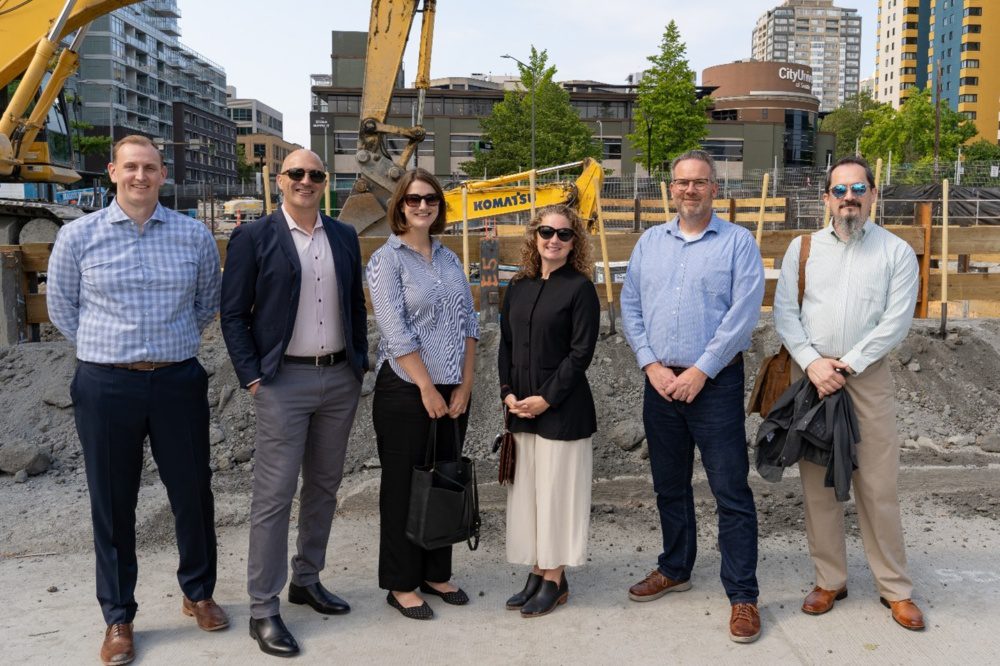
[536,225,575,242]
[671,178,713,190]
[281,168,326,183]
[829,182,868,198]
[402,193,441,207]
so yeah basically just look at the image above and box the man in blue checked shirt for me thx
[621,149,765,644]
[47,135,226,666]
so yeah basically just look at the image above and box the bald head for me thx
[281,149,324,173]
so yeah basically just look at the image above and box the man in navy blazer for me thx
[221,149,368,657]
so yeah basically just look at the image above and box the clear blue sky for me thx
[178,0,877,146]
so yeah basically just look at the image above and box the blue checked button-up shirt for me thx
[367,234,480,385]
[47,199,222,363]
[621,215,765,378]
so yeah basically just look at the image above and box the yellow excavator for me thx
[338,0,604,236]
[0,0,141,244]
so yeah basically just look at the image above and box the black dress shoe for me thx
[419,582,469,605]
[506,573,543,610]
[288,582,350,615]
[249,615,299,657]
[520,574,569,618]
[386,591,434,620]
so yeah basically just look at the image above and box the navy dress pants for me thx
[71,359,217,625]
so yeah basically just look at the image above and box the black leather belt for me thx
[283,350,347,366]
[667,352,742,375]
[85,360,185,371]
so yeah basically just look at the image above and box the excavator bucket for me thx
[339,190,392,236]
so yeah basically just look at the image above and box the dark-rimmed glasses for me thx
[829,182,868,198]
[403,193,441,207]
[536,225,575,242]
[281,168,326,183]
[671,178,713,190]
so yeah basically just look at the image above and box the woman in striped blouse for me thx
[367,168,480,620]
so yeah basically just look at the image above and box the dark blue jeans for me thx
[643,361,758,604]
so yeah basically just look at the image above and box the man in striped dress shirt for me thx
[47,135,226,666]
[773,156,924,631]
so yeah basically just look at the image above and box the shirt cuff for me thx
[634,347,658,371]
[838,349,869,375]
[387,339,421,359]
[247,378,261,388]
[694,351,725,379]
[790,346,822,374]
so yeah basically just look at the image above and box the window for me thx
[600,138,622,160]
[700,138,743,160]
[958,94,978,103]
[450,134,480,157]
[334,131,358,154]
[961,59,980,69]
[961,42,980,52]
[230,108,252,121]
[964,7,983,16]
[960,77,979,86]
[963,24,982,34]
[711,109,738,121]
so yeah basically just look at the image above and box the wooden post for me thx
[915,202,931,318]
[529,169,537,222]
[324,171,332,216]
[0,249,28,345]
[940,179,949,336]
[728,198,737,225]
[756,173,770,245]
[263,164,273,215]
[595,195,616,334]
[659,180,669,224]
[871,157,883,223]
[479,238,499,324]
[462,185,470,279]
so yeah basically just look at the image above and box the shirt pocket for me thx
[700,267,732,298]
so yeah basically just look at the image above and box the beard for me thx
[831,202,865,240]
[676,196,712,225]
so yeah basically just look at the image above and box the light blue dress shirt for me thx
[621,215,765,378]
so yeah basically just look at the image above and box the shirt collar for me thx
[665,214,722,242]
[107,198,167,226]
[825,218,872,244]
[282,204,323,235]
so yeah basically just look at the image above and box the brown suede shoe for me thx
[880,597,925,631]
[801,586,848,615]
[182,596,230,631]
[729,602,761,643]
[627,569,692,602]
[100,623,134,666]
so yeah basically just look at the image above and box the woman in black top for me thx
[498,204,600,617]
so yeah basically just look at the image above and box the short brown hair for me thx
[112,135,163,165]
[387,168,446,235]
[515,205,593,280]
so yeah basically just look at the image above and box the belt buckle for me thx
[315,355,322,367]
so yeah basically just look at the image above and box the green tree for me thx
[69,120,111,158]
[860,88,977,164]
[236,143,256,182]
[626,20,709,174]
[961,138,1000,162]
[818,91,881,158]
[460,47,599,177]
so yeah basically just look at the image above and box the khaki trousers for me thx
[506,433,592,570]
[793,358,913,601]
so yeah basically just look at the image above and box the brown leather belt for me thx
[283,350,347,366]
[93,360,184,371]
[667,352,742,375]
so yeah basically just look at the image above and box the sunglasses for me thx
[281,168,326,183]
[829,182,868,198]
[536,225,575,242]
[403,193,441,207]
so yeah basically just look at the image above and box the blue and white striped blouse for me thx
[367,234,480,385]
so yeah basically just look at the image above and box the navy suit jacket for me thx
[220,209,369,387]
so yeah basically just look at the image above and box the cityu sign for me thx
[778,66,812,90]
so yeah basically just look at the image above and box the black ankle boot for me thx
[505,573,543,610]
[520,574,569,618]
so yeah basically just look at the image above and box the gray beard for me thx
[832,208,864,241]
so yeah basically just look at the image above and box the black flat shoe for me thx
[419,582,470,605]
[249,614,299,657]
[506,573,543,610]
[520,574,569,618]
[288,582,350,615]
[386,591,434,620]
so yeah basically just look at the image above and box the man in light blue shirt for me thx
[621,149,764,643]
[47,135,226,665]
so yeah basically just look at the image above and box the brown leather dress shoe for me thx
[182,596,230,631]
[802,586,848,615]
[880,597,925,631]
[729,602,761,643]
[100,623,134,666]
[627,569,692,602]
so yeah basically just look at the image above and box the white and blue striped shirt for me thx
[774,221,918,375]
[621,215,765,378]
[367,234,479,385]
[47,199,222,363]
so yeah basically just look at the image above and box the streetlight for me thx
[313,117,329,168]
[501,53,536,170]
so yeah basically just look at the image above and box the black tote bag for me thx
[405,418,480,551]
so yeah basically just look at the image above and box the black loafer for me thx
[288,582,350,615]
[419,582,470,605]
[386,591,434,620]
[249,614,299,657]
[506,573,543,610]
[521,574,569,618]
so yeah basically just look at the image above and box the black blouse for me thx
[498,264,600,440]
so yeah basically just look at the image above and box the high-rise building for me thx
[226,87,283,138]
[874,0,931,108]
[928,0,998,142]
[751,0,863,112]
[71,0,237,184]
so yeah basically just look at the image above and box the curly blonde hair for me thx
[514,205,593,280]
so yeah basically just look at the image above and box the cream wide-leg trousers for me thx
[505,432,593,570]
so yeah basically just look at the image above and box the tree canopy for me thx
[858,88,977,164]
[818,91,880,159]
[460,47,598,177]
[626,20,709,174]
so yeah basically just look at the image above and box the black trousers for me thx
[71,359,217,625]
[372,363,468,591]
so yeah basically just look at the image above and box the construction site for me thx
[2,1,1000,664]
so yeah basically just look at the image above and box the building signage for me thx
[778,66,813,91]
